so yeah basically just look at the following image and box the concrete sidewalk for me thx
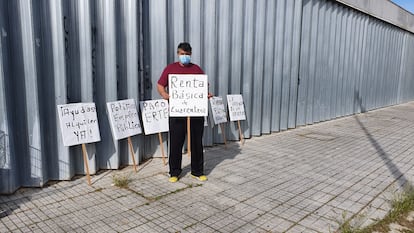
[1,102,414,233]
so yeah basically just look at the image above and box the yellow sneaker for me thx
[191,175,208,181]
[169,176,178,183]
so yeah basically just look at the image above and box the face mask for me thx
[179,55,191,65]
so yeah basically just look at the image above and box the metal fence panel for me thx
[251,0,266,135]
[67,0,97,174]
[216,0,232,138]
[38,0,72,180]
[142,0,168,160]
[271,0,285,132]
[296,0,311,126]
[15,0,45,187]
[94,0,120,169]
[239,0,253,138]
[116,0,142,165]
[0,0,14,193]
[229,0,245,140]
[288,0,302,129]
[202,0,217,144]
[280,0,295,130]
[262,0,277,134]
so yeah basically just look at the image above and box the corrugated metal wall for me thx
[0,0,145,193]
[145,0,306,141]
[1,0,414,194]
[297,0,414,125]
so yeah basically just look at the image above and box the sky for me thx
[391,0,414,14]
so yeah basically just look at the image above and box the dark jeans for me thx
[169,117,204,177]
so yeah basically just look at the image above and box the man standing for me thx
[157,42,208,183]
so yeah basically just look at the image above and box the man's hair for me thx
[177,42,192,53]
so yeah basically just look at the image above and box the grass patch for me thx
[388,185,414,221]
[337,184,414,232]
[334,211,367,233]
[363,184,414,232]
[112,173,132,189]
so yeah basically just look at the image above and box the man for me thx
[157,42,208,183]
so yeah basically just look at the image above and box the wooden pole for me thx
[219,123,227,147]
[158,132,166,166]
[127,137,138,172]
[81,144,92,185]
[237,120,245,145]
[187,116,191,157]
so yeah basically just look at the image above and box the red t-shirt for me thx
[157,62,205,87]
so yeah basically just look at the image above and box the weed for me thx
[337,184,414,232]
[335,211,366,233]
[94,188,103,192]
[112,173,131,189]
[388,185,414,221]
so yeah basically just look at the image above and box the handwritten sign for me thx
[209,96,227,125]
[168,74,208,117]
[106,99,142,140]
[140,99,169,135]
[227,94,246,121]
[57,103,101,146]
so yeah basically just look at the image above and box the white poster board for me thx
[168,74,208,117]
[209,96,228,125]
[106,99,142,140]
[140,99,169,135]
[227,94,246,121]
[57,103,101,146]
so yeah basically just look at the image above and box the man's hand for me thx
[157,84,169,100]
[161,92,170,100]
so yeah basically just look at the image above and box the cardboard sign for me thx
[140,99,169,135]
[227,94,246,121]
[209,96,228,125]
[168,74,208,117]
[106,99,142,140]
[57,103,101,146]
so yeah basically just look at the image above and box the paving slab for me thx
[1,101,414,232]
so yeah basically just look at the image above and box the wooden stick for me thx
[127,137,138,172]
[187,116,191,157]
[237,120,245,145]
[81,144,92,185]
[158,132,166,166]
[219,123,227,147]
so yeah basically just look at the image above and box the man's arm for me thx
[157,83,170,100]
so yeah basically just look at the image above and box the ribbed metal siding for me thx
[0,0,14,193]
[1,0,414,193]
[399,33,414,102]
[0,0,144,193]
[146,0,305,140]
[297,0,414,125]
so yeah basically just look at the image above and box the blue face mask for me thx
[179,55,191,65]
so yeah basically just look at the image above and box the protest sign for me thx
[227,94,246,121]
[169,74,208,157]
[168,74,208,117]
[227,94,246,145]
[106,99,142,140]
[209,96,228,125]
[140,99,169,135]
[209,96,228,145]
[57,103,101,147]
[106,99,141,172]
